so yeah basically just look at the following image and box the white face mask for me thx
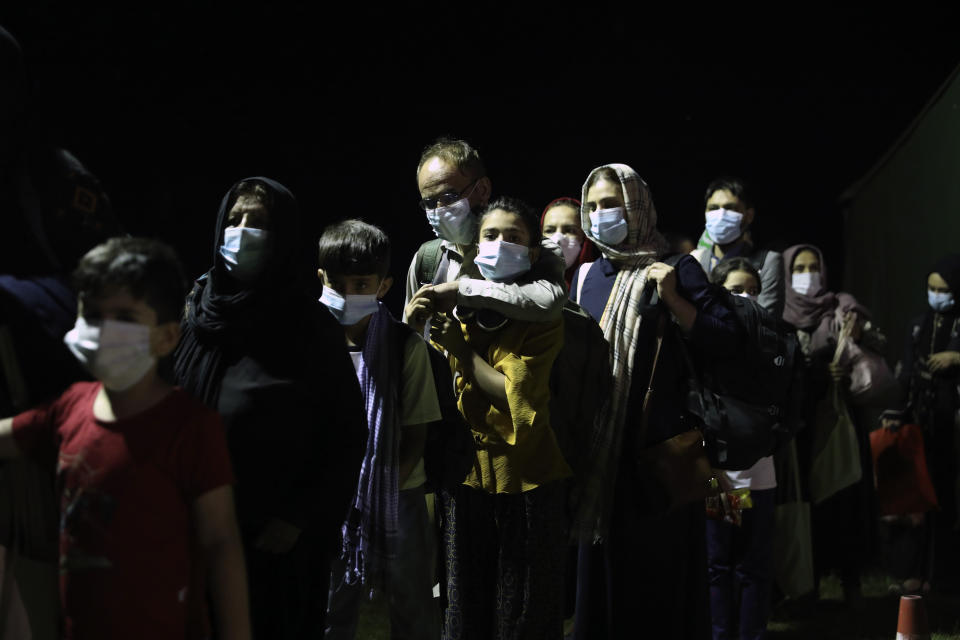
[220,227,270,283]
[928,290,955,313]
[474,240,532,283]
[425,198,477,245]
[588,207,629,245]
[319,287,380,325]
[791,272,821,296]
[63,317,156,391]
[704,208,744,246]
[548,232,583,268]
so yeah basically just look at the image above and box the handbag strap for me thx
[788,440,803,503]
[638,313,668,446]
[575,261,593,304]
[672,323,714,420]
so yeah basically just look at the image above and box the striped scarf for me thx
[340,303,400,589]
[580,163,669,536]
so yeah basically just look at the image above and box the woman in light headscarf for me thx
[782,243,882,607]
[572,164,741,640]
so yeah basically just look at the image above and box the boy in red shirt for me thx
[0,237,251,639]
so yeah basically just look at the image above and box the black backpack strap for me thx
[414,239,445,286]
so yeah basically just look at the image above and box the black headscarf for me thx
[174,176,317,405]
[173,177,367,551]
[914,253,960,357]
[930,254,960,298]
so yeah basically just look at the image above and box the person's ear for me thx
[152,321,181,358]
[529,245,541,264]
[317,268,326,284]
[742,207,755,229]
[473,176,493,208]
[377,276,394,299]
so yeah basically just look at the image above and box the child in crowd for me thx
[708,258,777,640]
[430,196,571,640]
[0,237,250,639]
[318,220,442,640]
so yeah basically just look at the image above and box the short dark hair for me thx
[710,257,763,294]
[73,237,187,323]
[416,137,486,181]
[317,219,391,279]
[704,176,753,209]
[481,196,540,247]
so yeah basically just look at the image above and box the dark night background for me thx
[3,4,958,314]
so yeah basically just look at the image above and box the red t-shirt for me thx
[12,382,234,640]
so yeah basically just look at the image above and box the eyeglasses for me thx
[418,178,480,211]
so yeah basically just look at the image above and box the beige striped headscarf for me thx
[579,163,668,536]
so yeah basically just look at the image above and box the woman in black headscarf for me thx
[883,254,960,593]
[174,177,366,638]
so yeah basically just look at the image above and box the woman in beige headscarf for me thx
[571,164,742,640]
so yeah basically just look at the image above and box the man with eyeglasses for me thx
[403,137,566,330]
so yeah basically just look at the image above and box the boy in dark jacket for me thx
[318,220,441,640]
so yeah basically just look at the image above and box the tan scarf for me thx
[579,163,669,536]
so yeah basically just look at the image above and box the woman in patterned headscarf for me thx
[571,164,742,640]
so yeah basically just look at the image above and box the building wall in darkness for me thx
[842,64,960,365]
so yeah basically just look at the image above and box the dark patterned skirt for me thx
[439,482,567,640]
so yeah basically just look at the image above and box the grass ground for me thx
[354,571,960,639]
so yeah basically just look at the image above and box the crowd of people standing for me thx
[1,26,959,640]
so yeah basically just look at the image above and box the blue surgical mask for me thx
[928,290,955,313]
[319,287,380,325]
[791,272,821,296]
[589,207,628,245]
[704,208,744,245]
[425,197,477,245]
[220,227,270,283]
[474,240,532,283]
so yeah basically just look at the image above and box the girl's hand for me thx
[430,313,467,357]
